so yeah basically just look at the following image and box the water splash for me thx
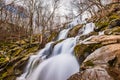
[57,29,70,40]
[17,29,79,80]
[27,53,79,80]
[82,22,95,35]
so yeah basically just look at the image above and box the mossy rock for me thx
[95,21,109,32]
[16,40,26,45]
[105,26,120,35]
[84,60,94,67]
[74,43,103,64]
[108,19,120,28]
[0,40,40,80]
[0,57,6,63]
[68,24,83,37]
[47,31,58,42]
[109,13,120,21]
[80,31,98,40]
[74,44,88,58]
[53,39,64,47]
[0,72,8,79]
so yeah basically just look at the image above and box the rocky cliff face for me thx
[68,3,120,80]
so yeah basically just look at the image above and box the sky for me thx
[4,0,72,15]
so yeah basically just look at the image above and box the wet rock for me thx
[68,67,113,80]
[104,27,120,35]
[82,35,120,45]
[68,24,83,37]
[81,44,120,68]
[94,21,109,32]
[47,31,58,42]
[70,43,120,80]
[109,19,120,28]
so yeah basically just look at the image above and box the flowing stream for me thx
[17,21,95,80]
[17,26,79,80]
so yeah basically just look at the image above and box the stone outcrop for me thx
[69,43,120,80]
[69,35,120,80]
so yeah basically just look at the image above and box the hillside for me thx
[0,1,120,80]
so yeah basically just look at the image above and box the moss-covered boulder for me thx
[69,43,120,80]
[47,31,59,42]
[0,39,40,80]
[95,20,109,32]
[68,24,83,37]
[104,27,120,35]
[108,19,120,28]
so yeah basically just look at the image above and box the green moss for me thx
[68,24,83,37]
[95,21,109,31]
[25,45,39,54]
[109,14,120,21]
[74,44,89,58]
[74,44,81,56]
[0,58,5,63]
[47,32,58,42]
[0,72,7,79]
[74,43,103,60]
[105,27,120,35]
[84,60,94,66]
[14,48,23,57]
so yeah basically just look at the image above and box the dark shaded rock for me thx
[109,19,120,28]
[104,27,120,35]
[68,24,83,37]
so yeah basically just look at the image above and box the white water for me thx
[17,42,54,80]
[17,27,79,80]
[57,28,70,40]
[99,31,105,35]
[28,54,79,80]
[25,38,79,80]
[82,22,95,35]
[52,38,76,56]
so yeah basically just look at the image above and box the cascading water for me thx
[17,14,95,80]
[17,27,79,80]
[82,22,95,35]
[17,42,54,80]
[57,28,70,40]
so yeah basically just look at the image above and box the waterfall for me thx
[82,22,95,35]
[17,27,79,80]
[17,42,54,80]
[57,28,70,40]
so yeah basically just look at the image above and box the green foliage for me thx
[74,44,81,57]
[0,38,40,80]
[84,60,94,66]
[47,32,58,42]
[0,72,7,79]
[109,14,120,21]
[95,21,109,31]
[68,24,83,37]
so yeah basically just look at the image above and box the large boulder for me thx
[83,35,120,44]
[68,67,113,80]
[70,35,120,80]
[81,44,120,69]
